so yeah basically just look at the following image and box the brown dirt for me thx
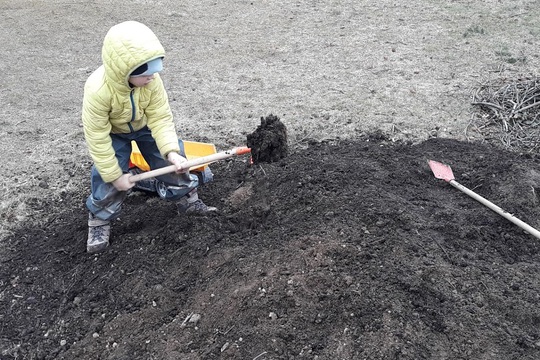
[3,1,540,359]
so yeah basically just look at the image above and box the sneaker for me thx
[87,213,110,253]
[177,198,218,214]
[176,190,217,214]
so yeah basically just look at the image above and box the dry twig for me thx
[253,352,268,360]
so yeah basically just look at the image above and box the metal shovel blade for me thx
[428,160,455,182]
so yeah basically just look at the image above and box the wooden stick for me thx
[449,179,540,240]
[129,147,251,182]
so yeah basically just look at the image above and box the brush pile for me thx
[472,76,540,152]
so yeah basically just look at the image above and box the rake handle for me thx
[449,180,540,240]
[129,146,251,183]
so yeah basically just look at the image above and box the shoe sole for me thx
[87,242,110,254]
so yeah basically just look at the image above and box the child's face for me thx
[129,74,155,87]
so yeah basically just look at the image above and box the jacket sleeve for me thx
[144,74,181,158]
[82,86,123,183]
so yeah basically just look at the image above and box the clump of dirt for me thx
[246,114,288,163]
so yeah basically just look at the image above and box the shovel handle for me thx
[129,146,251,183]
[449,180,540,240]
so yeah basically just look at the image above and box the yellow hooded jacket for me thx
[82,21,180,183]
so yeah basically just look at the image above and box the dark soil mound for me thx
[2,136,540,360]
[247,114,288,164]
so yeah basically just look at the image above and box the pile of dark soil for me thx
[247,114,288,164]
[2,136,540,359]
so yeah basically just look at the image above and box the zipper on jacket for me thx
[128,89,135,132]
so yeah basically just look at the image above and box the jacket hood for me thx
[101,21,166,90]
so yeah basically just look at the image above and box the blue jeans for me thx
[86,127,198,220]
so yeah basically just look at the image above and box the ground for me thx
[2,1,540,360]
[3,136,540,359]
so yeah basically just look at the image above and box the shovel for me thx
[91,146,251,220]
[129,146,251,182]
[428,160,540,240]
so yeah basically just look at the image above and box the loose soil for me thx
[2,136,540,359]
[247,115,288,164]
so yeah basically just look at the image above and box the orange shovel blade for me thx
[428,160,455,182]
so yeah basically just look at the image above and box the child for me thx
[82,21,215,254]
